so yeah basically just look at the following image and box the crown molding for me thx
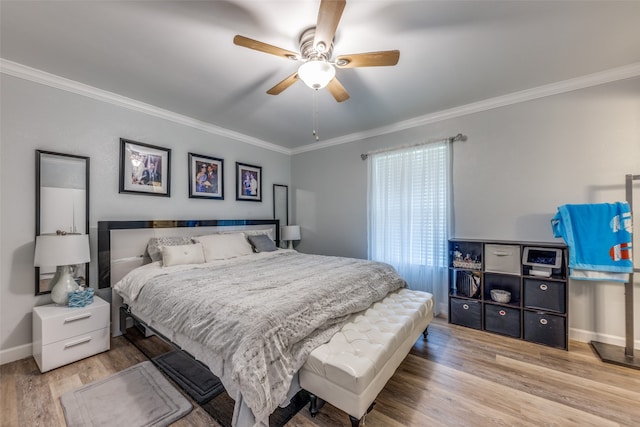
[3,58,638,157]
[0,59,292,155]
[291,62,640,155]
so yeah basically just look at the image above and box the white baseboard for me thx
[569,327,640,350]
[2,323,635,367]
[0,343,32,366]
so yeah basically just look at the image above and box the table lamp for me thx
[34,233,90,305]
[281,225,301,250]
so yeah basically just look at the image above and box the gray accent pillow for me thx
[146,236,194,262]
[248,234,278,253]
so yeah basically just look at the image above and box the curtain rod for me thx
[360,133,467,160]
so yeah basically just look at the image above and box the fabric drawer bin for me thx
[523,311,566,349]
[450,298,481,330]
[484,304,521,338]
[523,279,565,313]
[484,244,521,275]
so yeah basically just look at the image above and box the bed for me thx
[97,219,433,427]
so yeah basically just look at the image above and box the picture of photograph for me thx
[119,138,171,196]
[189,153,224,199]
[236,162,262,202]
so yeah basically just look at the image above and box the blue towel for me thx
[551,202,633,282]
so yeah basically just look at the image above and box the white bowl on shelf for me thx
[490,289,511,303]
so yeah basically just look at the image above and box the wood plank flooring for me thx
[2,316,639,427]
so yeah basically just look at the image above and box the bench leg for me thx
[308,393,325,418]
[423,325,429,339]
[348,402,376,427]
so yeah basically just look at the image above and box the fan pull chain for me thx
[312,90,320,141]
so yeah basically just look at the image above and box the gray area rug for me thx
[60,361,192,427]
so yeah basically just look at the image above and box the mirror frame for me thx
[273,184,288,247]
[35,150,90,295]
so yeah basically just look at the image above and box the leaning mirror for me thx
[35,151,90,295]
[273,184,288,247]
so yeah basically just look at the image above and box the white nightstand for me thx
[32,295,110,372]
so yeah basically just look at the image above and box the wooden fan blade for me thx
[233,35,299,60]
[335,50,400,68]
[267,72,299,95]
[314,0,346,53]
[327,77,350,102]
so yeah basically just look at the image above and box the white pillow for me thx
[161,243,205,267]
[194,233,254,261]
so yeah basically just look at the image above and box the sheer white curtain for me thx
[367,141,451,314]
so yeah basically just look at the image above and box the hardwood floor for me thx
[2,316,639,427]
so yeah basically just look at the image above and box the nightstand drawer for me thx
[36,298,109,345]
[36,327,110,372]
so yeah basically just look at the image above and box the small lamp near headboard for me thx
[281,225,301,250]
[34,232,90,305]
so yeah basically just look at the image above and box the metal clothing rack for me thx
[591,174,640,369]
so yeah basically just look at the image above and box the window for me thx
[367,141,451,313]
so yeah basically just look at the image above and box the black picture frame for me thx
[188,153,224,199]
[119,138,171,197]
[236,162,262,202]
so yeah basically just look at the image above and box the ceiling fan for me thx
[233,0,400,103]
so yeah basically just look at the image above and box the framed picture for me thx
[236,162,262,202]
[189,153,224,199]
[119,138,171,197]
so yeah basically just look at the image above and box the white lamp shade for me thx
[34,234,90,267]
[281,225,301,241]
[298,60,336,90]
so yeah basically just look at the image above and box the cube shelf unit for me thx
[448,239,569,350]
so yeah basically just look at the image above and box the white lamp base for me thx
[288,240,294,250]
[50,265,79,305]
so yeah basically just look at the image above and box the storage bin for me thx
[484,304,521,338]
[449,298,481,330]
[523,279,565,313]
[484,244,521,275]
[523,311,566,349]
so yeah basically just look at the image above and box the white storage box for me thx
[484,244,521,275]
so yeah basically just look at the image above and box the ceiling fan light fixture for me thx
[298,60,335,90]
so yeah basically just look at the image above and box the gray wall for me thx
[0,74,290,360]
[292,77,640,346]
[1,70,638,362]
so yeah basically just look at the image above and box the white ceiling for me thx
[2,1,639,151]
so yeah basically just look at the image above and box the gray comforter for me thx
[116,250,405,425]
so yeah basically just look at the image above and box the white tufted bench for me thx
[299,288,434,426]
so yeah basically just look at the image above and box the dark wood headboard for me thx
[97,219,280,288]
